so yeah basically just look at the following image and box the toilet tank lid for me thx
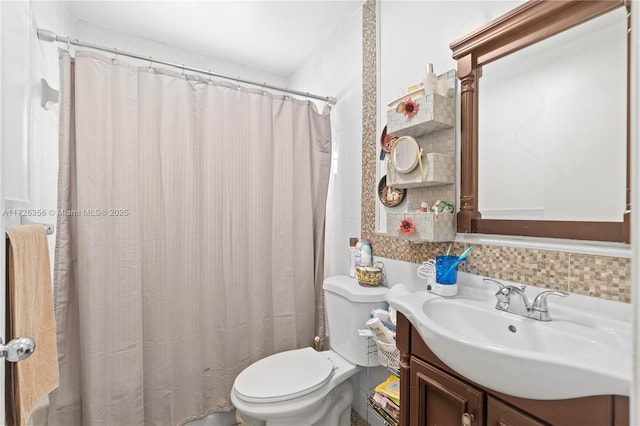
[323,275,388,302]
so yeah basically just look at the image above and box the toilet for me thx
[231,275,389,426]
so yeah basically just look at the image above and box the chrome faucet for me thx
[483,278,569,321]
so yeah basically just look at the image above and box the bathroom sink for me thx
[389,290,631,400]
[424,298,620,355]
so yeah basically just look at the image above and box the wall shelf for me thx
[379,69,457,242]
[386,212,456,242]
[387,93,455,138]
[387,152,454,189]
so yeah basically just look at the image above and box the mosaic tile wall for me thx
[361,0,631,303]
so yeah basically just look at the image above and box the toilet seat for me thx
[234,347,334,403]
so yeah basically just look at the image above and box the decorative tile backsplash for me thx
[361,0,631,303]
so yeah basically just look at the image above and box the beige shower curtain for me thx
[48,51,332,426]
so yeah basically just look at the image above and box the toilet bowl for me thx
[230,276,389,426]
[231,348,358,426]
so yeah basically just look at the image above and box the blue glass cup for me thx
[435,255,459,284]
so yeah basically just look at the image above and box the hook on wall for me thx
[41,79,59,110]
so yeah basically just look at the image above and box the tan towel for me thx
[6,225,59,426]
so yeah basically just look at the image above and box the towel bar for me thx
[20,216,55,235]
[5,223,54,238]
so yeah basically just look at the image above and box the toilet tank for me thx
[323,275,389,367]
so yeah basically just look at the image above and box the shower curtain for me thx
[48,51,332,426]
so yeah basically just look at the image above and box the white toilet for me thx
[231,275,389,426]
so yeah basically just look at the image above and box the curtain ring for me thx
[148,56,153,72]
[208,70,212,84]
[66,37,71,52]
[236,76,241,89]
[112,48,118,64]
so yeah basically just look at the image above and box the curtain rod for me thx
[36,28,337,106]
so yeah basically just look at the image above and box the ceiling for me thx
[66,1,363,77]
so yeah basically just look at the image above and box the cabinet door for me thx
[487,396,548,426]
[410,356,484,426]
[614,396,629,426]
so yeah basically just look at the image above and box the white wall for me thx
[376,1,522,231]
[287,3,380,422]
[0,3,72,422]
[70,19,287,89]
[378,1,521,111]
[2,1,31,207]
[29,1,74,270]
[288,4,364,280]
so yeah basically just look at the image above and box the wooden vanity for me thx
[396,313,629,426]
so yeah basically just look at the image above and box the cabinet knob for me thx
[462,412,474,426]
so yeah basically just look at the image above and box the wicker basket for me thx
[374,338,400,371]
[356,262,384,287]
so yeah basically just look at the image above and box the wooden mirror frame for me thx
[450,0,631,243]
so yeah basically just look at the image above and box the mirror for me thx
[478,8,627,222]
[451,1,630,242]
[391,136,420,174]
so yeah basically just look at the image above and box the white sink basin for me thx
[389,290,631,400]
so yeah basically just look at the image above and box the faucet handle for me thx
[484,279,510,310]
[532,291,569,311]
[483,278,505,292]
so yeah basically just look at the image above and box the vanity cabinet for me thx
[410,356,483,426]
[487,396,546,426]
[396,313,629,426]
